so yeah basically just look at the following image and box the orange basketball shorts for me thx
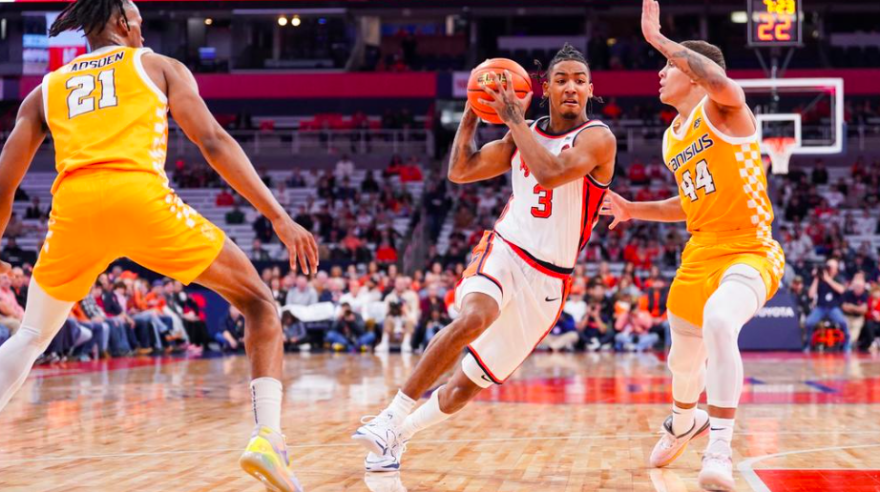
[33,169,226,302]
[667,233,785,328]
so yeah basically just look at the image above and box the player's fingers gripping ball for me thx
[467,58,532,124]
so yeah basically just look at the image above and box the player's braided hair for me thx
[532,43,603,111]
[49,0,130,38]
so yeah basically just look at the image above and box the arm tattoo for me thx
[669,49,726,90]
[501,96,524,125]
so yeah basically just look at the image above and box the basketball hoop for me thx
[763,136,796,175]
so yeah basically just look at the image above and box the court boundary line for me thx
[738,443,880,492]
[5,429,880,466]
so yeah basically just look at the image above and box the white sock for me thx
[671,403,696,436]
[708,417,735,454]
[401,386,452,439]
[385,390,416,424]
[250,377,283,433]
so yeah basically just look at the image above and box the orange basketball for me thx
[467,58,532,125]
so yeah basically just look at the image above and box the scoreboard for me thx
[748,0,803,47]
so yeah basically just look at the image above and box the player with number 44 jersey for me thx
[600,0,786,490]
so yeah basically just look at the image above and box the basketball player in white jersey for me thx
[352,44,616,471]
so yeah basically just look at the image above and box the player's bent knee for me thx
[452,308,497,341]
[702,312,737,344]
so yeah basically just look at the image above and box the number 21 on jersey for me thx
[680,159,715,201]
[67,69,118,119]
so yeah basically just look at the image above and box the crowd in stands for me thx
[0,265,213,364]
[775,157,880,352]
[7,145,880,362]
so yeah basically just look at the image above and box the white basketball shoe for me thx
[649,408,710,468]
[698,449,736,491]
[353,412,405,458]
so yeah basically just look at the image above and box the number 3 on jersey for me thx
[531,184,553,218]
[680,159,716,201]
[67,69,118,119]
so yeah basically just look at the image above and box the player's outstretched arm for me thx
[447,102,515,184]
[154,56,318,274]
[0,87,47,273]
[599,191,686,229]
[482,72,616,189]
[641,0,745,110]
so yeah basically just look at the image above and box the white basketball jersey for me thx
[494,117,611,271]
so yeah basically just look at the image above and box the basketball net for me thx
[763,137,796,175]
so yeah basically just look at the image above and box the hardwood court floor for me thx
[1,351,879,492]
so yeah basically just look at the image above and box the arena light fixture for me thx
[278,16,288,27]
[292,15,302,27]
[204,18,213,26]
[731,11,748,24]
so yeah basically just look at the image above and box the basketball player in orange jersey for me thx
[600,0,785,490]
[353,44,616,472]
[0,1,315,491]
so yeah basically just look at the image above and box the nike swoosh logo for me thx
[710,427,726,431]
[545,297,560,302]
[481,374,492,383]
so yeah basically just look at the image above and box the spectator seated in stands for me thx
[334,154,356,182]
[421,306,449,349]
[640,276,670,347]
[376,277,420,353]
[287,169,306,188]
[842,273,869,351]
[538,311,579,352]
[864,286,880,353]
[398,156,424,183]
[0,237,35,266]
[361,170,380,194]
[215,188,235,207]
[286,275,318,306]
[80,284,132,357]
[253,213,274,244]
[804,258,850,352]
[0,273,24,341]
[251,238,271,262]
[9,267,27,308]
[217,306,246,352]
[166,281,211,355]
[281,311,310,351]
[69,302,108,360]
[225,205,245,225]
[614,294,659,352]
[25,196,45,220]
[326,302,375,352]
[580,292,616,352]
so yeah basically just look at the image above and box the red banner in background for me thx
[16,68,880,100]
[48,46,87,71]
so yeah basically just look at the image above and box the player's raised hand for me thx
[274,217,319,275]
[599,190,632,230]
[481,70,533,126]
[641,0,663,46]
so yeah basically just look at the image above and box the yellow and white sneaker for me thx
[239,426,304,492]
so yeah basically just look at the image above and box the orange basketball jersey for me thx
[662,97,774,244]
[42,46,168,193]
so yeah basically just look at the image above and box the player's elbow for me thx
[447,165,466,184]
[532,171,564,190]
[195,125,231,158]
[447,159,471,184]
